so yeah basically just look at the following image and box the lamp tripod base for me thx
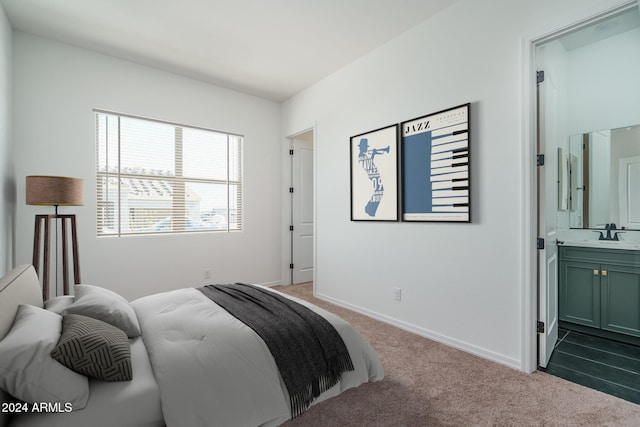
[32,214,81,301]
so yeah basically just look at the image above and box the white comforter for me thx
[131,287,384,427]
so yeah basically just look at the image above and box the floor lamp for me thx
[26,175,84,301]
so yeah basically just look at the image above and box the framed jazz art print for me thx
[350,124,399,221]
[401,103,470,222]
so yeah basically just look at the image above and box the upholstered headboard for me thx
[0,264,43,340]
[0,264,43,427]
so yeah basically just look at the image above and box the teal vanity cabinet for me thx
[558,245,640,339]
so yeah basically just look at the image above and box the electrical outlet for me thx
[394,287,402,301]
[204,269,211,280]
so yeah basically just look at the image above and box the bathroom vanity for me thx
[558,243,640,344]
[556,122,640,345]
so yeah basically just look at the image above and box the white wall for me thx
[567,27,640,134]
[0,3,12,275]
[281,0,631,370]
[12,33,283,300]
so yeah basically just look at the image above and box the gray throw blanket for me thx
[198,283,354,418]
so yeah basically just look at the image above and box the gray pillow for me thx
[51,314,132,382]
[64,284,141,337]
[0,305,89,409]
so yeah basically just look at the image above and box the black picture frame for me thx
[400,103,471,222]
[350,124,399,221]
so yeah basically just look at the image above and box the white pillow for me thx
[44,295,75,314]
[64,284,141,337]
[0,304,89,409]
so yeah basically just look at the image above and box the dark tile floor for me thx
[542,328,640,404]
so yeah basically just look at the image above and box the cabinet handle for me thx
[593,269,599,276]
[602,270,607,277]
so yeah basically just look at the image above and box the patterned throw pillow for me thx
[51,314,132,382]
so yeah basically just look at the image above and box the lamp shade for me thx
[26,176,84,206]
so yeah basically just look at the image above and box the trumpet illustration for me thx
[357,138,390,217]
[369,146,390,157]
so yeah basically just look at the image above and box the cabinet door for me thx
[559,260,600,327]
[601,263,640,337]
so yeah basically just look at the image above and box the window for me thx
[95,110,242,236]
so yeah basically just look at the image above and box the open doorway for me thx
[534,3,640,403]
[287,129,314,285]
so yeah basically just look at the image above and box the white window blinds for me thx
[95,110,242,236]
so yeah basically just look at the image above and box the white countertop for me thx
[559,240,640,251]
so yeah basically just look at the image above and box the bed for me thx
[0,264,384,427]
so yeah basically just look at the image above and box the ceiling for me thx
[0,0,462,101]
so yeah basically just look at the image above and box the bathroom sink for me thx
[561,240,640,250]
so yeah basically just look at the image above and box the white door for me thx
[589,131,611,228]
[536,53,559,368]
[291,132,314,284]
[619,156,640,229]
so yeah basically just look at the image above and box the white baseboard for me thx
[257,280,283,287]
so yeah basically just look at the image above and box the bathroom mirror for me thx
[568,123,640,230]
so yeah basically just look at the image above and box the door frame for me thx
[522,0,637,373]
[283,125,317,286]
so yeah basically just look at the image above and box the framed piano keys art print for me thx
[400,103,471,223]
[350,124,399,221]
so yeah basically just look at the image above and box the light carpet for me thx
[274,283,640,426]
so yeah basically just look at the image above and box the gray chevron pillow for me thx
[51,314,132,382]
